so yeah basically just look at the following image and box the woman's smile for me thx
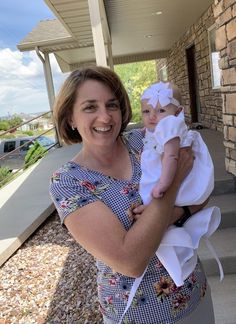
[93,126,113,133]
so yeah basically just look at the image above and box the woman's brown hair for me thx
[53,66,132,144]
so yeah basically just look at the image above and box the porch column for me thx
[214,0,236,175]
[88,0,108,67]
[107,41,114,70]
[35,47,61,146]
[35,48,55,110]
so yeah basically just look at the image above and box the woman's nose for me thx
[98,108,112,122]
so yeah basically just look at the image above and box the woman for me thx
[49,66,215,323]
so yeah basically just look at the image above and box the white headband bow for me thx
[141,82,180,108]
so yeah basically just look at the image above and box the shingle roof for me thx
[17,19,74,51]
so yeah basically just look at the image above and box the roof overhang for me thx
[17,0,213,72]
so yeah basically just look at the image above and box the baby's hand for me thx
[151,182,169,198]
[132,204,146,221]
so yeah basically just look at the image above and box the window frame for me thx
[4,141,16,153]
[208,24,221,90]
[159,65,168,82]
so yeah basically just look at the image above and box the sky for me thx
[0,0,67,117]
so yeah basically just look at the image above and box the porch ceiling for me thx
[17,0,213,72]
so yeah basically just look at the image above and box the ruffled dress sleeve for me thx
[154,114,188,153]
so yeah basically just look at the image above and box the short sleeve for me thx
[123,128,144,153]
[49,169,99,224]
[154,115,188,147]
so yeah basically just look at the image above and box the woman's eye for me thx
[107,102,119,110]
[84,105,96,111]
[142,109,149,114]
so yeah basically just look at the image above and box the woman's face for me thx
[71,79,122,148]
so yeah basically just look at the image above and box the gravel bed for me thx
[0,212,103,323]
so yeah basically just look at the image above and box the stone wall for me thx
[157,5,223,130]
[214,0,236,175]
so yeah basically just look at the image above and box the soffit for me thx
[18,0,213,72]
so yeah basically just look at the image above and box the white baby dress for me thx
[138,111,222,284]
[139,111,214,206]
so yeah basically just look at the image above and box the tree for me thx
[8,115,23,128]
[0,115,23,131]
[0,121,10,131]
[115,60,157,123]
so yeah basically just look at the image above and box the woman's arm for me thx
[64,148,193,278]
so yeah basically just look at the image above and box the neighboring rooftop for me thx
[17,19,75,51]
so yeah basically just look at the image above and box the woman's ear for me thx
[70,118,76,130]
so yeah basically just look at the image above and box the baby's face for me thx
[141,100,179,131]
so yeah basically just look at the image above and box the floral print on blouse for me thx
[49,129,208,324]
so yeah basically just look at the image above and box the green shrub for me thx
[24,141,47,169]
[22,130,34,136]
[0,166,12,188]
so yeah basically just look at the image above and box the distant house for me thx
[18,113,53,132]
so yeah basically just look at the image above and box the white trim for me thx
[159,65,168,82]
[208,24,221,90]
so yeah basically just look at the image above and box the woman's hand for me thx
[169,197,210,226]
[170,206,185,225]
[175,146,194,184]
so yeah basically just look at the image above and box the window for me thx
[159,65,168,82]
[4,141,16,153]
[37,136,54,147]
[208,25,221,89]
[20,140,32,151]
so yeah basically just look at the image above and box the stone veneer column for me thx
[214,0,236,175]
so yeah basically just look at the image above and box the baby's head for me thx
[141,82,182,131]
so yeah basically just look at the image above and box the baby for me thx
[141,82,183,198]
[139,81,214,207]
[139,81,223,285]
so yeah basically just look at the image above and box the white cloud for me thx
[0,48,66,117]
